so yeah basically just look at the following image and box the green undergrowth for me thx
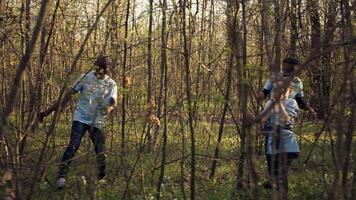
[3,118,354,200]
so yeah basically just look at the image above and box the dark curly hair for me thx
[95,55,109,72]
[282,57,300,76]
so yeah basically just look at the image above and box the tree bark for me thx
[288,0,297,56]
[209,52,233,179]
[307,0,322,118]
[273,0,282,72]
[181,0,196,199]
[156,1,168,198]
[340,1,353,199]
[146,0,154,147]
[320,0,337,118]
[121,0,130,171]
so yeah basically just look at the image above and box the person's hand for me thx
[308,106,317,119]
[257,91,266,103]
[37,111,47,123]
[101,105,115,116]
[106,106,114,114]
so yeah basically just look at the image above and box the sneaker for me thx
[262,181,278,190]
[262,181,272,189]
[98,178,107,185]
[98,173,105,180]
[55,177,65,190]
[98,173,106,185]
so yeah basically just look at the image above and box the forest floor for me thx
[6,118,349,200]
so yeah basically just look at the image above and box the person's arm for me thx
[307,105,317,118]
[38,73,87,122]
[102,82,118,115]
[38,88,76,122]
[295,96,317,118]
[277,102,291,123]
[293,78,317,117]
[104,98,116,114]
[261,100,274,123]
[295,95,307,109]
[258,79,272,102]
[257,89,270,102]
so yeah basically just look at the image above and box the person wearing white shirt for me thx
[38,55,117,189]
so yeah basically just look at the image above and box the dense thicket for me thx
[0,0,354,199]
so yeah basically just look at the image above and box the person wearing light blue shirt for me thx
[72,70,117,129]
[262,98,299,155]
[262,76,303,100]
[257,57,317,118]
[38,55,117,189]
[261,84,299,193]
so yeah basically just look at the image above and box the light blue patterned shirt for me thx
[72,71,117,129]
[263,75,304,99]
[263,99,300,155]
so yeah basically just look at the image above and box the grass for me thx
[1,117,354,200]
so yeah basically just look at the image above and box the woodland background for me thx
[0,0,355,199]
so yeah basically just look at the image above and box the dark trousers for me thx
[58,121,106,178]
[266,153,298,177]
[266,153,298,197]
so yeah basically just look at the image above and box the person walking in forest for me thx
[257,57,317,118]
[38,55,117,189]
[260,83,300,196]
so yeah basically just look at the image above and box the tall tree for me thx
[333,1,354,199]
[156,0,168,198]
[320,0,337,118]
[224,0,245,190]
[146,0,154,146]
[307,0,323,117]
[181,0,196,199]
[273,0,282,72]
[121,0,130,169]
[241,1,259,198]
[209,51,233,179]
[288,0,298,56]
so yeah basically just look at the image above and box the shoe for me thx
[55,177,65,190]
[262,181,278,190]
[262,181,272,189]
[98,178,107,185]
[98,173,105,180]
[98,173,106,184]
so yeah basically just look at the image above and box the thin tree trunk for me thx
[273,0,281,72]
[324,1,340,199]
[209,52,233,179]
[0,0,4,16]
[121,0,130,173]
[259,0,272,68]
[320,0,337,119]
[288,0,297,56]
[241,1,259,198]
[224,0,245,191]
[307,0,322,118]
[146,0,154,147]
[181,0,196,199]
[340,1,353,199]
[156,1,168,198]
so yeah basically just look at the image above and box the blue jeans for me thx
[57,121,106,178]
